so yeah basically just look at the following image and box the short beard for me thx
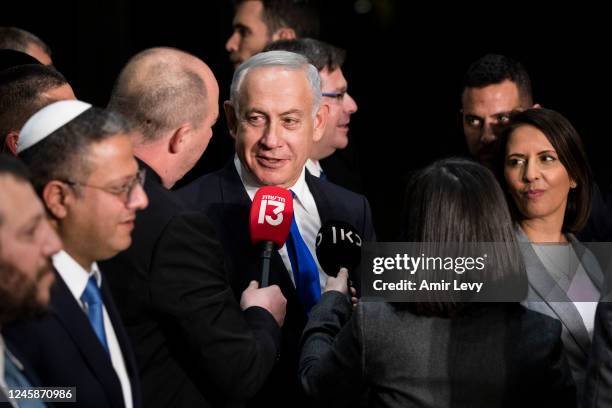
[0,261,52,325]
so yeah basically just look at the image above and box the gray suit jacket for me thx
[518,227,604,399]
[300,292,575,408]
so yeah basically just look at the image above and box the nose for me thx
[480,120,497,145]
[523,159,540,182]
[128,183,149,210]
[259,122,283,149]
[226,32,239,52]
[41,220,62,258]
[344,92,358,114]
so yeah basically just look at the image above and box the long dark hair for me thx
[399,158,526,316]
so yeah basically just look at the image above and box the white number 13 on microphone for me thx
[258,199,285,226]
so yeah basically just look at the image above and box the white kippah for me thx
[17,100,92,154]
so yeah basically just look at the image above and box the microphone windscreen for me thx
[250,186,293,248]
[316,220,362,277]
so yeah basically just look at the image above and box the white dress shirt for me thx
[53,250,133,408]
[305,159,324,178]
[234,155,329,291]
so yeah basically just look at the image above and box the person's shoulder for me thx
[175,167,228,208]
[308,172,368,202]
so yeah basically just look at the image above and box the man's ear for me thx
[5,131,19,155]
[168,124,191,154]
[42,181,71,220]
[312,104,329,143]
[271,27,296,41]
[224,101,238,140]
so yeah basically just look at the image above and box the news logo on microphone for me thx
[250,186,293,248]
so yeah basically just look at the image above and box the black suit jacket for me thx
[3,270,141,408]
[177,161,376,406]
[100,161,281,408]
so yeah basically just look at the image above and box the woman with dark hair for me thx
[497,108,603,398]
[299,158,575,407]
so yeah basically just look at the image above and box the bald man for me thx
[101,47,285,408]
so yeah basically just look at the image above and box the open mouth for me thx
[257,156,288,168]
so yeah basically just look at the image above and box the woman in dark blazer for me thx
[496,108,603,398]
[299,158,576,407]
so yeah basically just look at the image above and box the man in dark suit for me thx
[101,47,286,407]
[178,50,375,406]
[0,155,62,407]
[5,100,147,408]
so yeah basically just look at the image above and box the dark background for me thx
[4,1,610,239]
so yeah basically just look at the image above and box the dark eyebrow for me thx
[233,23,250,33]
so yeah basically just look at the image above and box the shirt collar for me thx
[53,250,102,302]
[305,159,322,178]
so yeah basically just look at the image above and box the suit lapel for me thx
[50,271,124,408]
[517,228,591,355]
[219,163,304,313]
[100,279,140,407]
[305,171,333,225]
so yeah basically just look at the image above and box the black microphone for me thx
[315,220,362,293]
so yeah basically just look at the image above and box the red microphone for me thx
[249,186,293,287]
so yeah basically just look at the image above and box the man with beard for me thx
[0,155,62,404]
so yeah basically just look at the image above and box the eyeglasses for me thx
[322,91,347,102]
[61,168,146,205]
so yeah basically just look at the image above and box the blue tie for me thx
[286,191,321,313]
[81,276,109,353]
[319,170,327,181]
[4,350,47,407]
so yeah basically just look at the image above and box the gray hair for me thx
[230,50,321,118]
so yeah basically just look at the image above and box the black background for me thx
[4,1,610,239]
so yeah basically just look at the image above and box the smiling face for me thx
[59,134,148,266]
[504,125,575,226]
[229,65,326,188]
[312,67,358,160]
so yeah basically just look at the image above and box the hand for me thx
[350,286,359,309]
[240,281,287,327]
[324,268,349,295]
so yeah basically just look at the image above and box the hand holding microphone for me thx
[242,186,293,326]
[315,220,363,304]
